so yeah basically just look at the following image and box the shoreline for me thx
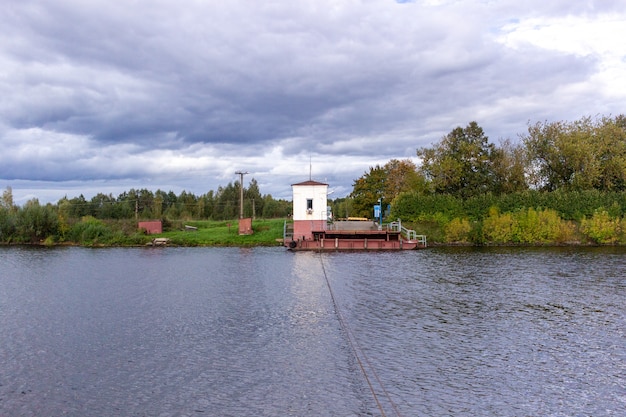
[2,240,623,248]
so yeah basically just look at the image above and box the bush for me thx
[580,210,622,244]
[391,193,463,221]
[0,207,17,243]
[483,207,516,243]
[481,207,574,244]
[68,216,112,244]
[444,218,472,243]
[462,193,499,220]
[513,208,568,244]
[16,200,59,243]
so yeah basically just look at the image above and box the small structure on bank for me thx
[138,220,162,235]
[147,237,170,246]
[236,170,254,235]
[238,217,253,235]
[284,180,426,251]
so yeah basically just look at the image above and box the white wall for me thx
[292,183,328,221]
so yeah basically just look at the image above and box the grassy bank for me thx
[159,219,286,246]
[0,217,287,247]
[4,213,625,247]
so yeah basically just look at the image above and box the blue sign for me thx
[373,204,381,218]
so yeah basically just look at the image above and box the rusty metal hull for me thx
[286,238,424,251]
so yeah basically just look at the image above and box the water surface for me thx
[1,246,624,416]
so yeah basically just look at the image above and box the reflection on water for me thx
[0,246,624,416]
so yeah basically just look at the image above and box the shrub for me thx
[481,207,572,244]
[483,207,516,243]
[16,200,59,243]
[68,216,112,244]
[535,208,568,243]
[513,208,568,244]
[444,218,472,243]
[580,210,621,244]
[467,221,485,245]
[462,193,498,220]
[0,207,17,243]
[514,207,540,243]
[391,193,463,221]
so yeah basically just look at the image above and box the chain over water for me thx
[317,252,406,417]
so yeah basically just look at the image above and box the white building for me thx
[291,180,328,240]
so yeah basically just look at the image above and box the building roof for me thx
[291,180,329,186]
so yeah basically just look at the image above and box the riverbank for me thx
[155,219,285,247]
[2,217,625,247]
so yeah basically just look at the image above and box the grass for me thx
[157,218,287,246]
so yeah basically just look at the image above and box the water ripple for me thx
[0,246,624,416]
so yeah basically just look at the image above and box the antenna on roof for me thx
[309,155,312,180]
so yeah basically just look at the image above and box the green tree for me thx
[245,178,264,219]
[523,115,626,191]
[153,192,164,219]
[1,186,15,211]
[17,199,59,243]
[177,190,198,219]
[0,186,17,242]
[118,189,156,219]
[350,159,425,218]
[350,165,386,218]
[214,182,238,220]
[524,119,594,191]
[261,195,291,218]
[417,121,498,198]
[329,197,354,220]
[592,115,626,191]
[56,198,72,240]
[198,190,215,219]
[65,194,92,218]
[385,159,427,198]
[492,139,528,194]
[90,193,120,219]
[0,205,17,242]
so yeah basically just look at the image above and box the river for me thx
[0,246,624,416]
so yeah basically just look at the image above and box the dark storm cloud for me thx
[1,0,624,203]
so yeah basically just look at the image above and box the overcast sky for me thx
[2,0,625,204]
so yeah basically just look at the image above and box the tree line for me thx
[338,115,626,244]
[344,115,626,216]
[0,180,291,244]
[54,178,291,220]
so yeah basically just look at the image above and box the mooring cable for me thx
[317,252,405,417]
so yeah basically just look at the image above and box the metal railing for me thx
[283,220,293,241]
[387,219,427,247]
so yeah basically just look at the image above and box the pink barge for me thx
[283,180,426,251]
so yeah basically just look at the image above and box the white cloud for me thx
[498,13,626,99]
[499,14,626,58]
[1,1,625,204]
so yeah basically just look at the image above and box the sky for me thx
[1,0,625,204]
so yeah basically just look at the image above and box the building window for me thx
[306,199,313,213]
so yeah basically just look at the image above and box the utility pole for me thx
[235,171,248,219]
